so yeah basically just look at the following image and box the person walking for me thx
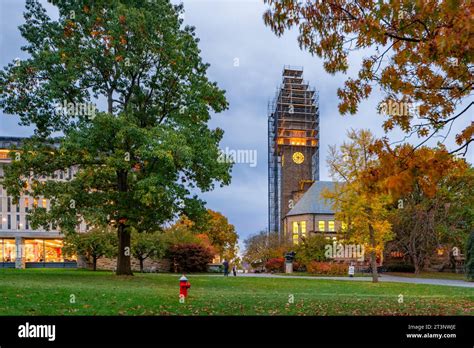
[232,265,237,277]
[223,259,229,276]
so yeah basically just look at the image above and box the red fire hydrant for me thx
[179,275,191,298]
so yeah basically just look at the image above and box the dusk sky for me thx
[1,0,472,248]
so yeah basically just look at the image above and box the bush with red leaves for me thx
[265,257,285,272]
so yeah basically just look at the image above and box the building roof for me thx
[0,136,25,149]
[286,181,337,216]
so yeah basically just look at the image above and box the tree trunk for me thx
[93,256,97,271]
[116,170,132,275]
[139,258,144,273]
[412,254,421,274]
[116,223,133,275]
[369,223,378,283]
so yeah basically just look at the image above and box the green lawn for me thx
[386,272,467,280]
[0,269,472,316]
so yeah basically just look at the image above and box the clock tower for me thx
[268,66,319,236]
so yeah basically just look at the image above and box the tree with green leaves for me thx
[63,227,116,271]
[294,235,328,266]
[131,229,166,273]
[0,0,231,275]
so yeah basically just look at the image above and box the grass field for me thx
[0,269,472,316]
[386,272,466,280]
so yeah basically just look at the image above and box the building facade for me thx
[268,66,319,236]
[0,136,85,269]
[282,181,340,244]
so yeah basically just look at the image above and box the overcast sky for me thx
[0,0,472,247]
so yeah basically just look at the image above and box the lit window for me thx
[33,198,38,208]
[2,239,16,262]
[45,239,67,262]
[318,221,325,232]
[24,239,44,262]
[24,197,29,212]
[328,221,335,232]
[292,221,299,245]
[300,221,306,237]
[42,199,47,208]
[292,233,299,245]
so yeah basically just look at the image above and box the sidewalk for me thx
[229,272,474,288]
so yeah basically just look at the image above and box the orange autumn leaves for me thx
[263,0,473,153]
[368,138,468,200]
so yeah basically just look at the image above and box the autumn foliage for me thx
[265,257,285,272]
[306,262,347,276]
[263,0,473,154]
[367,139,469,200]
[166,243,214,273]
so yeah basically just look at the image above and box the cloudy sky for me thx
[0,0,472,247]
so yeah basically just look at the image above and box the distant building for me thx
[0,136,85,269]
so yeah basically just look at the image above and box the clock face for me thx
[292,151,304,164]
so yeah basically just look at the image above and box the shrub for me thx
[166,243,214,272]
[293,260,305,272]
[384,262,415,273]
[295,235,328,265]
[306,261,347,275]
[265,257,285,272]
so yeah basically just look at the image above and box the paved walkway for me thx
[224,273,474,288]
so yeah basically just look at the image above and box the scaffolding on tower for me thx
[268,66,320,237]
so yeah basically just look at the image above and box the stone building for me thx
[282,181,340,244]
